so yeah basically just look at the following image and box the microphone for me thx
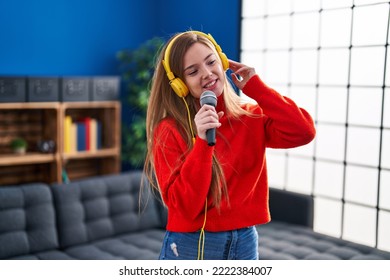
[200,91,217,146]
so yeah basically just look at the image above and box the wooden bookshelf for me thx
[0,101,121,186]
[61,101,121,181]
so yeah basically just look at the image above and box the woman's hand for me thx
[228,59,256,90]
[194,105,224,141]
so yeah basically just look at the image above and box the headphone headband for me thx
[162,31,229,97]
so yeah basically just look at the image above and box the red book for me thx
[77,117,91,151]
[85,117,91,151]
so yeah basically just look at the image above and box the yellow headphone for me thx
[162,31,229,97]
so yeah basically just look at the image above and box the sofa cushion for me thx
[9,250,76,260]
[58,229,165,260]
[257,221,390,260]
[51,171,165,249]
[9,229,165,260]
[0,183,58,259]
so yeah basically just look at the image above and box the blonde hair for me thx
[144,31,250,209]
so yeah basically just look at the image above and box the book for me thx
[76,122,86,151]
[97,121,102,149]
[89,118,97,151]
[85,117,91,151]
[70,122,77,153]
[64,116,72,153]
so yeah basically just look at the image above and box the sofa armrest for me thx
[269,188,314,228]
[0,183,59,259]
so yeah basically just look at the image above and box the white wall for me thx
[241,0,390,251]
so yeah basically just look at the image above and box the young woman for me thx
[143,30,316,260]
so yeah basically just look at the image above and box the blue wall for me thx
[0,0,159,75]
[0,0,241,76]
[156,0,241,61]
[0,0,241,170]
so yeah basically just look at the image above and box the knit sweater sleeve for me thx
[152,119,213,220]
[242,75,316,148]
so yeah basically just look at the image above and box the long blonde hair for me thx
[144,31,249,209]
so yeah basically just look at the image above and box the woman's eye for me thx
[188,70,198,76]
[208,59,216,65]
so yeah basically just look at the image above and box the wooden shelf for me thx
[0,101,121,186]
[62,101,119,109]
[0,102,61,109]
[0,152,57,166]
[0,101,117,110]
[62,147,119,160]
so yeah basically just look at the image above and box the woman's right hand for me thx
[229,59,256,90]
[194,105,224,141]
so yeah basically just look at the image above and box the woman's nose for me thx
[200,66,212,79]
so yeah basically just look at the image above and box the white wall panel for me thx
[320,9,352,47]
[266,151,287,189]
[348,87,383,127]
[266,15,291,49]
[314,161,344,199]
[381,130,390,169]
[352,4,388,46]
[291,50,318,85]
[314,197,342,237]
[346,127,380,166]
[316,124,346,161]
[293,0,321,12]
[292,13,320,48]
[383,90,390,127]
[286,157,313,194]
[343,203,377,247]
[263,51,290,84]
[345,165,378,206]
[241,18,265,51]
[380,170,390,210]
[319,48,350,85]
[378,210,390,251]
[350,47,385,86]
[317,87,347,124]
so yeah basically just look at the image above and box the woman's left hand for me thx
[194,104,224,142]
[228,59,256,90]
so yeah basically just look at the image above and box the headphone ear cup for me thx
[219,51,229,71]
[170,77,189,97]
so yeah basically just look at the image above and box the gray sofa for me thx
[1,171,389,260]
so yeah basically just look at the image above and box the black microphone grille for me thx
[200,91,217,107]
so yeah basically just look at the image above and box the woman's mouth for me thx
[203,79,217,89]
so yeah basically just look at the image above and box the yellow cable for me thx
[197,198,208,260]
[181,97,196,144]
[181,96,207,259]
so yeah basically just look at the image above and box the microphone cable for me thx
[181,96,208,260]
[197,198,208,260]
[181,97,196,144]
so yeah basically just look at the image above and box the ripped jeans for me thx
[158,226,259,260]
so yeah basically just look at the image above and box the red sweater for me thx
[153,75,316,232]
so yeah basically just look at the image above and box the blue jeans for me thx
[159,226,259,260]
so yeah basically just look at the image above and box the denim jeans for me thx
[159,226,259,260]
